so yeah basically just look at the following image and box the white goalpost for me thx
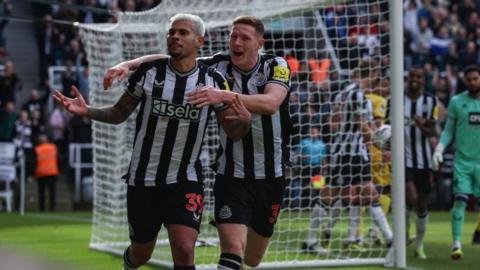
[78,0,404,269]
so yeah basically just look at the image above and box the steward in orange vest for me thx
[34,134,59,211]
[34,136,59,178]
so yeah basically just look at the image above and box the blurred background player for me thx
[432,65,480,260]
[359,69,392,246]
[403,67,439,259]
[302,59,392,253]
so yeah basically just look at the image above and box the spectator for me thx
[138,0,157,11]
[444,43,459,67]
[466,11,480,37]
[78,0,107,23]
[457,0,477,25]
[325,5,348,45]
[35,14,56,83]
[68,115,92,182]
[31,110,46,145]
[300,104,321,137]
[430,26,453,70]
[404,0,422,35]
[284,50,299,78]
[0,101,16,141]
[48,103,69,166]
[410,18,433,66]
[123,0,136,12]
[13,110,34,177]
[61,59,78,97]
[447,13,462,36]
[22,89,47,121]
[75,63,90,103]
[0,0,12,55]
[298,126,327,208]
[339,34,365,70]
[459,41,479,68]
[455,27,469,52]
[0,61,21,107]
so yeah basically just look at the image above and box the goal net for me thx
[79,0,396,268]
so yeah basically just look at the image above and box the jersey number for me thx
[185,193,204,213]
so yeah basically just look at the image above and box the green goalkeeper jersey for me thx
[440,91,480,161]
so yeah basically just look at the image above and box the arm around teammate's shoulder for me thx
[103,54,169,90]
[237,83,288,115]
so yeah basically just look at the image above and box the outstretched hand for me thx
[52,85,88,116]
[103,63,130,90]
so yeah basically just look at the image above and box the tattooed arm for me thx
[87,93,139,124]
[53,85,139,124]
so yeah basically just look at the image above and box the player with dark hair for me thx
[404,67,439,259]
[55,13,250,270]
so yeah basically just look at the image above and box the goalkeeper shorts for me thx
[126,181,204,243]
[453,160,480,197]
[213,174,286,237]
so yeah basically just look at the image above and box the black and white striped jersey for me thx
[199,53,291,179]
[124,58,228,186]
[329,83,372,163]
[404,93,438,169]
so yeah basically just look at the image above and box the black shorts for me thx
[213,174,286,238]
[405,167,433,194]
[329,155,372,186]
[127,181,204,244]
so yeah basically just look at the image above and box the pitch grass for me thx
[0,211,479,270]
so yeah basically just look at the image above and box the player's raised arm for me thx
[53,85,139,124]
[103,54,168,90]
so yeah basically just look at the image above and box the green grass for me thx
[0,211,479,269]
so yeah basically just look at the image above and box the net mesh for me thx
[79,0,393,268]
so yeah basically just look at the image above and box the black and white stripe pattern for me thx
[199,53,291,179]
[404,93,438,169]
[124,59,228,186]
[330,84,371,162]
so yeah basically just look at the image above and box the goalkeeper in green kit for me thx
[432,65,480,260]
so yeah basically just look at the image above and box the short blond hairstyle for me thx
[170,13,205,36]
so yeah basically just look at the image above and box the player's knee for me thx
[407,193,417,207]
[221,240,245,255]
[172,241,195,263]
[244,255,261,268]
[130,248,153,266]
[244,260,260,268]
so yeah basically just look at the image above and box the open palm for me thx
[52,85,88,116]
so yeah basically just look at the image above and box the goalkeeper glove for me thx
[432,143,445,171]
